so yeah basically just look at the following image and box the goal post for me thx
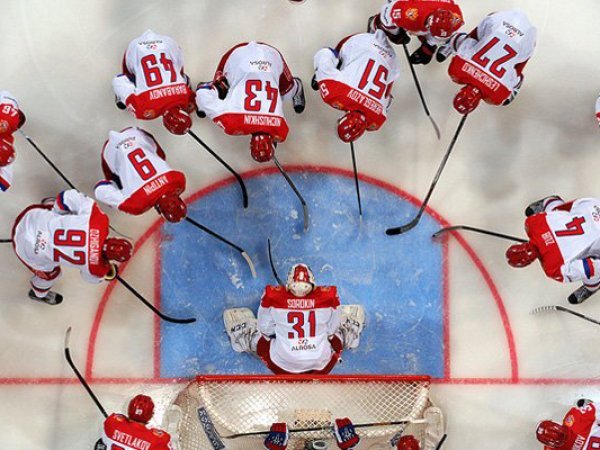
[165,375,444,450]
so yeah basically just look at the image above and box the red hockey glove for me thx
[333,418,360,450]
[264,422,288,450]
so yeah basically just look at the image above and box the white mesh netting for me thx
[166,375,443,450]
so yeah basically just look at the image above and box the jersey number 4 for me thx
[555,217,586,237]
[471,37,517,78]
[141,53,177,87]
[244,80,278,113]
[288,311,316,339]
[53,229,86,265]
[127,148,158,181]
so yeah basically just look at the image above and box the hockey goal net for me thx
[165,375,443,450]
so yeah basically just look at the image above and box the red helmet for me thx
[102,238,133,263]
[250,133,275,163]
[163,108,192,135]
[536,420,567,448]
[156,193,187,223]
[427,9,463,38]
[127,394,155,424]
[337,111,367,143]
[396,435,420,450]
[506,242,539,268]
[453,85,482,115]
[0,139,15,167]
[286,263,315,297]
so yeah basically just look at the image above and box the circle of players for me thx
[0,0,593,449]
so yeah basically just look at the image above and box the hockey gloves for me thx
[264,422,289,450]
[333,418,360,450]
[409,43,437,65]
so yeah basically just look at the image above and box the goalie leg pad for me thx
[223,308,259,353]
[339,305,366,350]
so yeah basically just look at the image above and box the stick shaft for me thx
[273,155,309,231]
[185,217,243,253]
[0,239,12,243]
[350,141,363,216]
[20,131,76,189]
[433,225,527,243]
[557,306,600,326]
[267,238,284,286]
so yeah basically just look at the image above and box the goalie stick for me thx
[432,225,527,243]
[273,155,309,232]
[402,43,441,140]
[0,239,12,243]
[350,141,363,217]
[116,275,197,324]
[386,114,468,236]
[531,305,600,327]
[185,216,257,278]
[187,130,248,208]
[267,238,284,286]
[64,327,108,418]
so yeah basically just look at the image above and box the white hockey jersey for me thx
[258,285,341,373]
[13,190,111,283]
[95,127,185,215]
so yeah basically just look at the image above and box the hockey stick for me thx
[432,225,527,243]
[0,239,12,243]
[184,216,256,278]
[350,141,363,217]
[64,327,108,418]
[531,305,600,327]
[435,434,448,450]
[267,238,284,286]
[187,130,248,208]
[18,131,132,240]
[116,275,197,324]
[386,114,468,236]
[402,44,441,140]
[273,155,309,232]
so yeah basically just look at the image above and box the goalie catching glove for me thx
[264,422,289,450]
[334,418,360,450]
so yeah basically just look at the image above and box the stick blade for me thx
[429,115,441,140]
[530,305,558,315]
[241,251,257,278]
[64,326,72,350]
[386,216,420,236]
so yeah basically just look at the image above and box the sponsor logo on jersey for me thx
[243,114,282,127]
[89,228,101,265]
[34,231,47,255]
[502,21,524,39]
[542,231,555,246]
[565,414,574,427]
[139,39,162,49]
[143,175,169,195]
[291,338,317,352]
[111,429,151,450]
[117,137,135,150]
[373,42,394,59]
[250,60,272,72]
[592,206,600,223]
[405,8,418,21]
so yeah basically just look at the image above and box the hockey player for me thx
[112,30,195,135]
[224,263,365,375]
[11,189,133,305]
[196,41,305,163]
[444,9,537,115]
[95,394,173,450]
[536,399,599,449]
[368,0,464,65]
[312,30,401,143]
[263,419,421,450]
[94,127,187,223]
[595,95,600,127]
[0,91,26,192]
[506,196,600,304]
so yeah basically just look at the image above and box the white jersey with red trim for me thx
[257,285,341,373]
[526,198,600,283]
[95,127,184,215]
[0,90,22,193]
[13,190,111,283]
[454,10,536,92]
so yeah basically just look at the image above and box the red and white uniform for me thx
[102,414,173,450]
[94,128,186,216]
[257,285,342,374]
[526,198,600,290]
[314,30,400,131]
[113,30,194,120]
[448,10,537,105]
[12,190,112,296]
[0,91,24,192]
[379,0,463,46]
[547,402,600,450]
[196,41,297,143]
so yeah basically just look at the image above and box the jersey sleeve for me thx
[379,0,401,33]
[53,190,94,215]
[94,180,125,209]
[257,288,276,337]
[328,304,342,337]
[313,48,341,82]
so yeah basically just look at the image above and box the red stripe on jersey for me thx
[526,214,565,281]
[87,204,111,278]
[261,286,340,309]
[553,200,575,212]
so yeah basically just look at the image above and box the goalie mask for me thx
[286,263,315,297]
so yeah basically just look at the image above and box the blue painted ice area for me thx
[160,170,444,377]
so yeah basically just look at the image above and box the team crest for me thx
[405,8,419,21]
[565,414,574,427]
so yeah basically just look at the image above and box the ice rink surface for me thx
[1,0,600,448]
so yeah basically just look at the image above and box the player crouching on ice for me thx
[94,127,187,223]
[11,189,133,305]
[195,41,305,164]
[506,196,600,305]
[112,30,196,136]
[536,399,599,449]
[264,419,421,450]
[95,394,174,450]
[312,30,400,143]
[443,9,537,115]
[0,90,26,192]
[224,264,365,375]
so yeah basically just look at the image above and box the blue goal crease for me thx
[159,171,445,377]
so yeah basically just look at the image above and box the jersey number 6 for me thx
[128,148,158,181]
